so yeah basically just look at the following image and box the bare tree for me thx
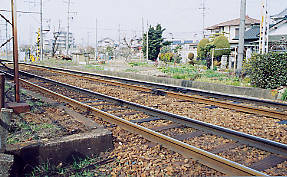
[121,36,136,61]
[51,21,61,57]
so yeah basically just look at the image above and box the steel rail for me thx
[9,70,287,158]
[20,64,287,120]
[4,73,266,176]
[18,63,287,107]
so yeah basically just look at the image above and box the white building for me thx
[205,16,260,46]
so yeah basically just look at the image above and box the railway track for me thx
[15,63,287,121]
[18,63,287,107]
[1,69,287,175]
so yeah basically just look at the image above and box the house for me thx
[205,16,260,46]
[269,8,287,50]
[97,37,115,48]
[233,8,287,52]
[271,8,287,23]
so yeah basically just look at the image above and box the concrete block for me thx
[6,103,30,114]
[6,128,113,175]
[39,128,113,164]
[0,153,14,177]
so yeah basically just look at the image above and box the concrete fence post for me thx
[0,108,13,152]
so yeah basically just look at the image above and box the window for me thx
[235,28,239,38]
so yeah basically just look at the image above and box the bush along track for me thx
[243,52,287,89]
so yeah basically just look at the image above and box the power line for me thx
[0,9,40,14]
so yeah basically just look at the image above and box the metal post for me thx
[0,74,5,108]
[146,21,149,61]
[11,0,20,103]
[237,0,246,74]
[40,0,43,61]
[95,18,98,60]
[0,108,13,152]
[211,48,215,70]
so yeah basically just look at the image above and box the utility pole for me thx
[11,0,20,102]
[141,17,144,61]
[259,0,269,54]
[95,18,98,60]
[142,17,144,39]
[118,24,120,59]
[6,21,8,60]
[66,0,71,56]
[118,24,121,46]
[237,0,246,74]
[40,0,43,60]
[199,0,206,38]
[146,20,149,61]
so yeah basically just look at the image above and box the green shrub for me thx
[282,89,287,101]
[188,53,194,60]
[159,53,174,63]
[197,38,209,59]
[243,52,287,89]
[212,35,231,58]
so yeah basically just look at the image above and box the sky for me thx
[1,0,287,47]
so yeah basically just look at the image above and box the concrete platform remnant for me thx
[7,128,113,174]
[0,153,14,177]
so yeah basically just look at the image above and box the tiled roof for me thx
[206,16,260,30]
[233,26,260,40]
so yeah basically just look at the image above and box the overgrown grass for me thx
[84,64,104,70]
[7,121,56,145]
[128,61,148,67]
[125,68,138,72]
[27,156,103,177]
[38,58,74,67]
[158,64,251,87]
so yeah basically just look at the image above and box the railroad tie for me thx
[81,100,104,103]
[114,111,142,117]
[130,117,162,124]
[276,120,287,125]
[101,107,127,112]
[248,155,287,171]
[150,123,183,131]
[171,131,204,141]
[146,130,204,148]
[204,105,218,109]
[210,142,242,154]
[90,103,115,107]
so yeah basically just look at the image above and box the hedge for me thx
[243,52,287,89]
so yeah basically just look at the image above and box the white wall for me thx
[179,48,197,63]
[270,23,287,35]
